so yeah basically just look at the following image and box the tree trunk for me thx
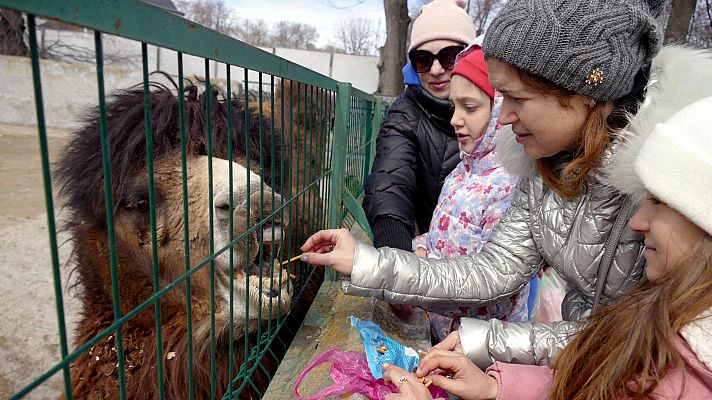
[377,0,409,97]
[664,0,697,44]
[0,9,29,56]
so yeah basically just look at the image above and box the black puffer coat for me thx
[363,85,460,250]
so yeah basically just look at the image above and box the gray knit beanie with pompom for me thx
[483,0,665,101]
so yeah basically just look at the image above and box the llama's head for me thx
[56,81,291,338]
[111,153,292,331]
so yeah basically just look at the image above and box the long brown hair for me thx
[508,66,616,197]
[551,234,712,399]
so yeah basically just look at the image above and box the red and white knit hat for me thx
[451,45,494,99]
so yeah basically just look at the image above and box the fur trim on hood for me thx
[606,46,712,205]
[494,124,536,177]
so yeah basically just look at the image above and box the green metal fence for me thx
[1,0,385,398]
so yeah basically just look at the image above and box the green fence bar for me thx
[2,1,389,397]
[204,58,217,400]
[26,14,72,400]
[142,42,167,400]
[94,30,129,400]
[176,51,196,400]
[226,64,236,398]
[327,82,352,280]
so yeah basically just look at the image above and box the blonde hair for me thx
[552,234,712,399]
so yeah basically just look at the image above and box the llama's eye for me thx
[136,199,150,213]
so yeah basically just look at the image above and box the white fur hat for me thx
[607,46,712,199]
[633,96,712,235]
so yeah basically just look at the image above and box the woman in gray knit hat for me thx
[299,0,711,380]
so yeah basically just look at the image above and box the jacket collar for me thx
[407,85,454,122]
[493,125,537,178]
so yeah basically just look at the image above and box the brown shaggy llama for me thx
[55,80,297,399]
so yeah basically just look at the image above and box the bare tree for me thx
[174,0,239,35]
[238,19,271,47]
[271,21,319,50]
[0,9,28,56]
[334,17,377,55]
[664,0,698,43]
[468,0,506,35]
[377,0,409,96]
[688,0,712,48]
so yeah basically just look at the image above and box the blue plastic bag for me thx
[350,316,420,379]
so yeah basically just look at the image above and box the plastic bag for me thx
[350,316,419,379]
[530,266,567,323]
[293,348,448,400]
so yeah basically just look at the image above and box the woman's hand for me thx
[433,330,463,353]
[299,228,356,275]
[416,350,498,400]
[382,364,434,400]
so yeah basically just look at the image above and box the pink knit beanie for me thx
[409,0,476,52]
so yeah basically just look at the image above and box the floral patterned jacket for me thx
[412,95,529,341]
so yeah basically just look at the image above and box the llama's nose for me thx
[261,221,283,242]
[247,191,284,243]
[213,194,234,221]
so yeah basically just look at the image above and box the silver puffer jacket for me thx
[346,152,645,367]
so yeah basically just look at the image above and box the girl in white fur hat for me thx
[380,94,712,400]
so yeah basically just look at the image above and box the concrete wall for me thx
[1,28,379,129]
[34,28,379,92]
[1,55,146,129]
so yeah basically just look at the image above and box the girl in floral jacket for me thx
[411,45,530,342]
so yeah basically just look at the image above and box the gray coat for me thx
[344,124,646,369]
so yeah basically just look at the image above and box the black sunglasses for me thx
[408,45,465,73]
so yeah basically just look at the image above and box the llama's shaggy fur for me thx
[55,78,310,399]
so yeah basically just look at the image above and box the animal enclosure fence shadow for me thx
[0,1,385,399]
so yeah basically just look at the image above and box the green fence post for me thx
[366,97,382,179]
[361,100,374,187]
[327,82,352,281]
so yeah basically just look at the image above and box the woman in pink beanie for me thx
[362,0,477,265]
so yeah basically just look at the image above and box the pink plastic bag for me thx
[531,267,567,323]
[294,348,448,400]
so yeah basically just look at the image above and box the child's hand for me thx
[414,248,427,257]
[432,330,463,353]
[300,229,356,275]
[382,364,434,400]
[416,350,498,400]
